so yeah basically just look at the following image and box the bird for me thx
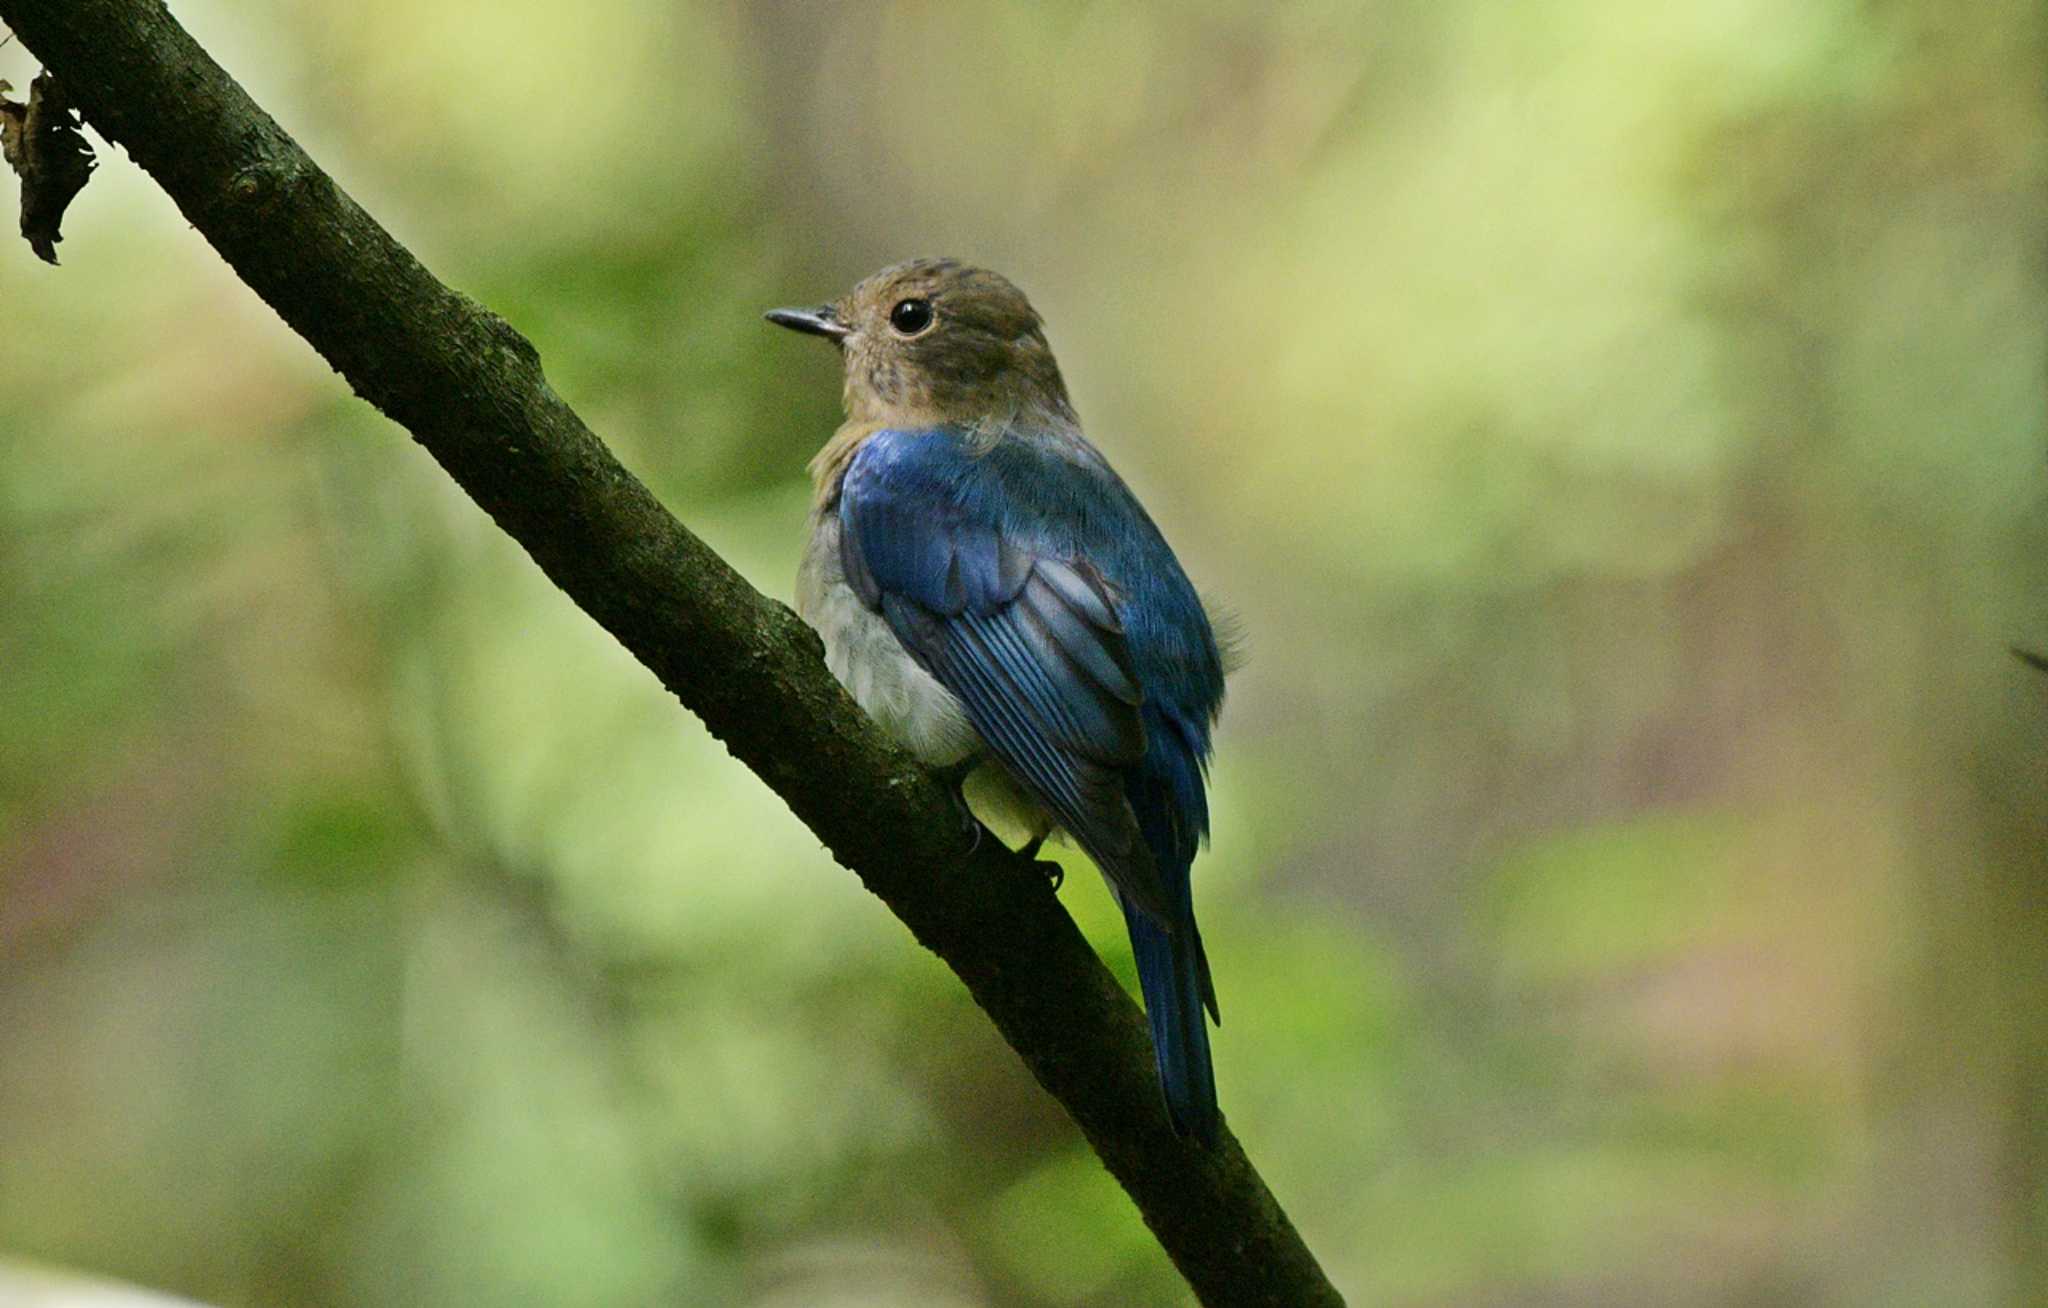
[767,258,1230,1144]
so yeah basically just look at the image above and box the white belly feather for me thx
[797,515,1058,845]
[797,516,981,766]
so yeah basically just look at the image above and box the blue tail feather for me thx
[1120,701,1220,1143]
[1124,897,1218,1144]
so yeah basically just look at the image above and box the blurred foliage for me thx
[3,1,2047,1305]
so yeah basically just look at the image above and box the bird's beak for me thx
[764,304,850,342]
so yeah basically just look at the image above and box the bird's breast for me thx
[796,514,982,767]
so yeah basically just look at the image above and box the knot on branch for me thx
[481,308,542,372]
[228,153,309,214]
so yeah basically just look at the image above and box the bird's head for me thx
[767,258,1073,428]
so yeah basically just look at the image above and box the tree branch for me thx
[0,2,1343,1303]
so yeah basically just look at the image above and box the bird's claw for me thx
[1014,831,1061,890]
[933,759,984,851]
[949,789,984,851]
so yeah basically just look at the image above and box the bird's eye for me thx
[888,297,935,336]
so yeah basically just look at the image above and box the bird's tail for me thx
[1123,899,1219,1145]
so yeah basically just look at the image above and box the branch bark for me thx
[0,3,1344,1304]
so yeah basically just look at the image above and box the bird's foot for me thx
[932,758,984,852]
[1017,832,1063,890]
[1032,857,1065,892]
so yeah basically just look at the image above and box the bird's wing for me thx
[837,427,1168,920]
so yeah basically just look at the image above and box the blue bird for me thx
[768,259,1230,1144]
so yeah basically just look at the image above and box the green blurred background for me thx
[4,1,2046,1304]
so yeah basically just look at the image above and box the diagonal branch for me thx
[0,3,1343,1304]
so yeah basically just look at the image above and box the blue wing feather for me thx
[840,426,1160,911]
[837,424,1226,1140]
